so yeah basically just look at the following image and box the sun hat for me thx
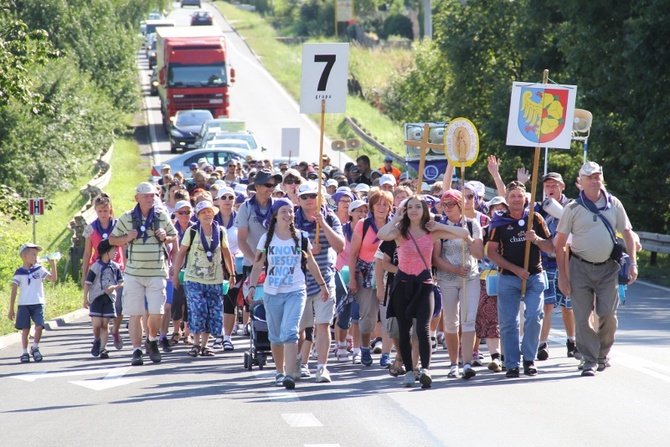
[195,200,219,216]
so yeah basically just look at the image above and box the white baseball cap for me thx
[379,174,396,187]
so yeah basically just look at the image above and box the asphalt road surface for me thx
[1,279,669,446]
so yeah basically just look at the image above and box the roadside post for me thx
[28,198,45,244]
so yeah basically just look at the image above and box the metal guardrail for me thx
[638,231,670,265]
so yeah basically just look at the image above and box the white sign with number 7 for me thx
[299,43,349,114]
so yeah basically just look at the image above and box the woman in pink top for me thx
[348,189,393,367]
[377,195,472,388]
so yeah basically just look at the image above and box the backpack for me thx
[183,225,226,265]
[126,207,168,263]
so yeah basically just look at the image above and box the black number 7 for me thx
[314,54,336,91]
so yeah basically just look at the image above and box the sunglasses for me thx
[283,178,299,185]
[300,193,318,200]
[443,202,458,209]
[176,210,191,215]
[263,183,276,188]
[219,195,235,201]
[465,194,475,200]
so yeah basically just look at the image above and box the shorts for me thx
[263,289,306,345]
[171,285,188,321]
[122,274,166,316]
[544,268,572,309]
[15,304,45,330]
[89,294,117,318]
[300,287,336,329]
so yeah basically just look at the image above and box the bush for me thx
[381,13,413,40]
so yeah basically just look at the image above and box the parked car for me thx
[209,131,259,151]
[196,118,246,147]
[202,139,252,152]
[169,109,213,153]
[181,0,201,7]
[191,10,213,26]
[149,69,159,96]
[151,148,251,180]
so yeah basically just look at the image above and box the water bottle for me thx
[39,252,62,263]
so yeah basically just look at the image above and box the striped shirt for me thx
[299,211,343,296]
[111,207,176,278]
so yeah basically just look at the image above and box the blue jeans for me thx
[263,289,307,345]
[497,273,546,369]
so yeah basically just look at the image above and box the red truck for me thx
[155,26,235,130]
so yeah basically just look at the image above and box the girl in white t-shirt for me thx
[247,198,328,390]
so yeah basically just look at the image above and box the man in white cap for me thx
[555,161,638,376]
[294,182,344,383]
[109,182,177,366]
[379,174,396,193]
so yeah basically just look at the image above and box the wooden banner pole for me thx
[521,69,549,297]
[460,163,468,321]
[315,99,326,243]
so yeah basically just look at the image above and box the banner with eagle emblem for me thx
[506,82,577,149]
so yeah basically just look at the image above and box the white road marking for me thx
[11,366,147,390]
[282,413,323,427]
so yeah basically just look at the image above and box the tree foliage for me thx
[383,0,669,232]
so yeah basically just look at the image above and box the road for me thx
[1,280,669,446]
[144,2,353,170]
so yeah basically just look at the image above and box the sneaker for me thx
[310,343,318,360]
[471,352,483,367]
[144,339,150,356]
[523,360,538,376]
[91,339,101,357]
[112,332,123,350]
[447,364,459,378]
[402,372,414,387]
[379,353,391,368]
[274,373,285,387]
[372,337,383,354]
[336,347,349,362]
[419,368,432,388]
[300,364,311,378]
[505,367,520,378]
[294,357,302,380]
[345,335,353,352]
[148,340,162,364]
[99,349,109,359]
[223,339,235,351]
[352,351,361,364]
[431,336,437,353]
[436,332,446,349]
[488,358,502,372]
[131,348,144,366]
[160,337,173,353]
[242,324,250,336]
[581,367,596,377]
[462,363,476,379]
[20,353,30,363]
[283,375,296,390]
[537,342,549,361]
[212,337,223,350]
[361,348,373,366]
[566,339,577,358]
[315,366,331,383]
[577,359,585,370]
[597,357,611,372]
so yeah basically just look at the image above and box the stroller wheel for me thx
[258,354,266,370]
[244,352,252,370]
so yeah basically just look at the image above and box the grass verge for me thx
[0,137,148,337]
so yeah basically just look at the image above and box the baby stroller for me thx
[243,299,272,370]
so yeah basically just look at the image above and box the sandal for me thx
[223,339,234,351]
[188,345,200,357]
[200,346,215,357]
[212,337,223,350]
[20,353,30,363]
[388,356,406,377]
[169,332,181,346]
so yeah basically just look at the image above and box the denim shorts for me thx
[263,289,306,345]
[15,304,45,330]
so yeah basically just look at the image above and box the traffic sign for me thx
[299,43,349,114]
[29,198,45,216]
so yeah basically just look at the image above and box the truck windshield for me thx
[168,64,227,87]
